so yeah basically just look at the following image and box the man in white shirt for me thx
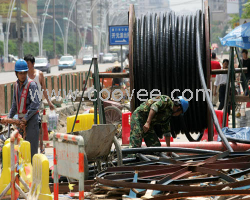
[214,59,229,110]
[24,54,55,154]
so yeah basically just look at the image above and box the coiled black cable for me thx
[133,11,209,140]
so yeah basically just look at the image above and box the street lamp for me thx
[42,13,65,45]
[40,0,52,56]
[63,17,83,55]
[4,0,16,63]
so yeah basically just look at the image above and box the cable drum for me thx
[133,11,207,140]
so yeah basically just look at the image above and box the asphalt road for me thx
[0,63,114,84]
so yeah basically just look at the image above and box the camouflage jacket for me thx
[136,95,174,133]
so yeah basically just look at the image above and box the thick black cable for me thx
[195,10,233,152]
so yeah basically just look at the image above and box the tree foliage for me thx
[229,0,250,28]
[3,32,79,59]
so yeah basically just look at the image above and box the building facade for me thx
[0,0,39,42]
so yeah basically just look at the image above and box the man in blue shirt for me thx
[8,59,40,159]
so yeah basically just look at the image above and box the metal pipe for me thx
[142,142,250,152]
[211,68,247,74]
[122,147,221,155]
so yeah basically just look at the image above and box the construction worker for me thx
[129,95,189,150]
[8,59,40,159]
[24,54,55,154]
[112,61,122,86]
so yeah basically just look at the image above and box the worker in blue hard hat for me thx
[129,95,189,155]
[7,59,40,159]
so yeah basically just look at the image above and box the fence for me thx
[0,71,92,114]
[53,133,85,200]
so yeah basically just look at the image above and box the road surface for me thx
[0,63,114,84]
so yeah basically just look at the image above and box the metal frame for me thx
[53,133,85,200]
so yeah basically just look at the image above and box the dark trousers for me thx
[218,84,230,115]
[241,76,249,95]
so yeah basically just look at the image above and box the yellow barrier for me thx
[28,154,52,200]
[19,141,33,192]
[0,139,32,195]
[0,143,11,195]
[67,113,99,133]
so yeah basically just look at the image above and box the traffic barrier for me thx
[4,63,15,72]
[122,112,132,145]
[0,138,32,195]
[60,75,63,97]
[28,154,52,200]
[0,71,92,113]
[0,130,30,199]
[67,113,99,133]
[122,112,173,145]
[66,74,68,96]
[11,83,13,106]
[51,76,54,90]
[4,85,7,113]
[53,133,85,200]
[19,141,33,192]
[74,74,76,90]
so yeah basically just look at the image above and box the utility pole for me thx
[53,0,56,58]
[17,0,23,58]
[202,0,204,13]
[91,0,94,57]
[106,0,109,53]
[76,1,78,59]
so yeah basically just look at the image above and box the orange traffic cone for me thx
[42,109,49,141]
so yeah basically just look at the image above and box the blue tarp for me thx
[220,22,250,49]
[217,127,250,141]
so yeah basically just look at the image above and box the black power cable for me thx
[133,11,208,140]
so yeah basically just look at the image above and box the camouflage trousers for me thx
[129,110,161,148]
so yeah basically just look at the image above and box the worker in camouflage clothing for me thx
[129,95,189,148]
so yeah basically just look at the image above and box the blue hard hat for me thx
[15,59,28,72]
[178,96,189,114]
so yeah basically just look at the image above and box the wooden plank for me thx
[234,95,250,102]
[211,68,247,75]
[129,4,135,112]
[205,0,213,141]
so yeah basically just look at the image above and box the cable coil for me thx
[133,11,207,140]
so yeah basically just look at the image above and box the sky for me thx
[169,0,202,13]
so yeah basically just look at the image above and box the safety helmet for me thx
[15,59,28,72]
[177,96,189,114]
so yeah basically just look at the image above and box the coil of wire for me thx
[133,10,207,141]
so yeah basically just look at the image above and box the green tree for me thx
[8,40,18,56]
[242,1,250,18]
[229,14,240,28]
[229,0,250,29]
[23,42,39,56]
